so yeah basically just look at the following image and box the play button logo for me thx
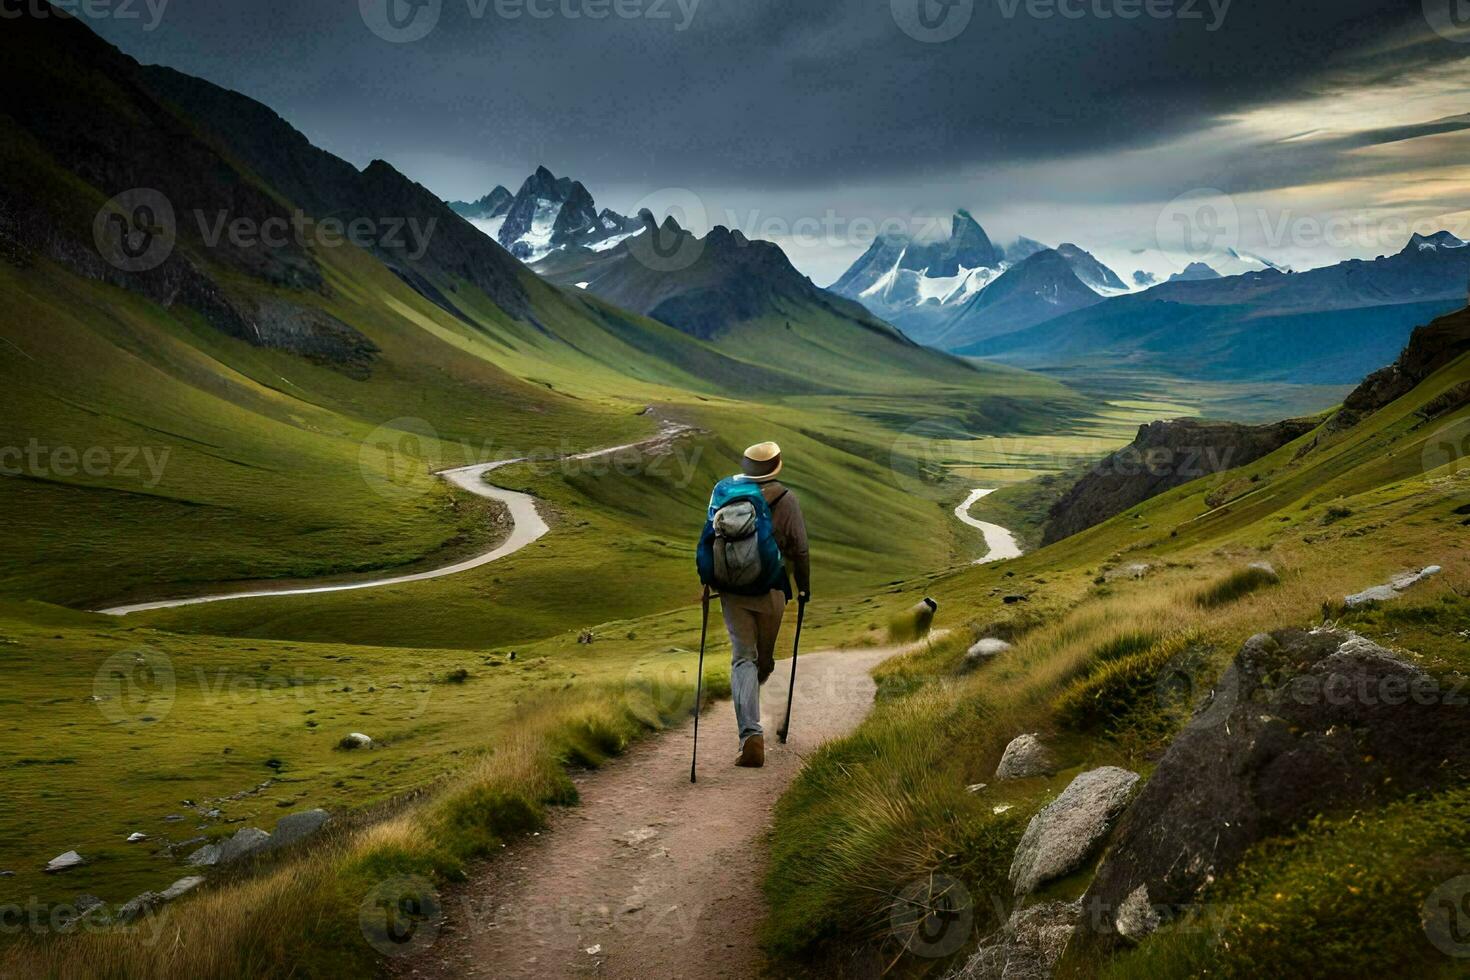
[360,0,442,43]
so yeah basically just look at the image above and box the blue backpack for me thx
[696,477,787,596]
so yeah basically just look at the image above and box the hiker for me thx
[696,441,810,769]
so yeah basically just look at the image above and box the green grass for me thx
[1194,562,1282,608]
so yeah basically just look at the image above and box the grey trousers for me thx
[721,590,787,745]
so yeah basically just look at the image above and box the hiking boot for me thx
[736,734,765,768]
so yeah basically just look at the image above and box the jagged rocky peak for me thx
[1005,236,1050,262]
[1168,261,1221,282]
[449,186,512,219]
[1404,230,1466,253]
[464,165,640,261]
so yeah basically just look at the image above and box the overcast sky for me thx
[89,0,1470,283]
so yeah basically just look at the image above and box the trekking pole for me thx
[691,587,710,783]
[776,595,807,744]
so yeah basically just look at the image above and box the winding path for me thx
[401,642,920,980]
[955,488,1023,565]
[97,423,689,616]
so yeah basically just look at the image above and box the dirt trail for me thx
[96,421,691,616]
[955,488,1023,565]
[407,643,905,980]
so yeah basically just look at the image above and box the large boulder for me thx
[995,734,1056,780]
[265,809,331,851]
[1009,767,1139,895]
[1075,628,1470,948]
[948,900,1081,980]
[188,826,270,867]
[218,827,270,863]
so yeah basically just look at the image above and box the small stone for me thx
[585,944,602,955]
[126,832,148,843]
[44,851,85,873]
[186,844,222,868]
[965,638,1012,664]
[993,804,1014,815]
[339,732,373,750]
[966,783,988,794]
[995,734,1057,780]
[0,871,13,878]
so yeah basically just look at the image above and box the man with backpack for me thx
[696,441,810,768]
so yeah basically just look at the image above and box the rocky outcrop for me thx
[1337,306,1470,422]
[995,735,1057,780]
[1344,565,1442,608]
[1042,417,1317,544]
[948,900,1081,980]
[1009,767,1139,895]
[1075,628,1470,949]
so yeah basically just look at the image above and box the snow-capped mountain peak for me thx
[457,166,642,262]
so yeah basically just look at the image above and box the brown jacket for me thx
[760,481,810,597]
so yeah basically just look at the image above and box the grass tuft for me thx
[1194,564,1281,609]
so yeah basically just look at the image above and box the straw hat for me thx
[739,441,783,482]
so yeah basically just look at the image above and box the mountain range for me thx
[827,211,1287,347]
[965,231,1470,383]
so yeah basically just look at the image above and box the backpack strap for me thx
[767,488,788,508]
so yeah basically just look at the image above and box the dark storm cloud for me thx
[81,0,1462,197]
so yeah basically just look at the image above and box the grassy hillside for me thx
[761,314,1470,976]
[0,13,1118,973]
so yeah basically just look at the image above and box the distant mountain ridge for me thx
[928,248,1108,348]
[449,186,512,220]
[535,211,900,340]
[964,231,1470,384]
